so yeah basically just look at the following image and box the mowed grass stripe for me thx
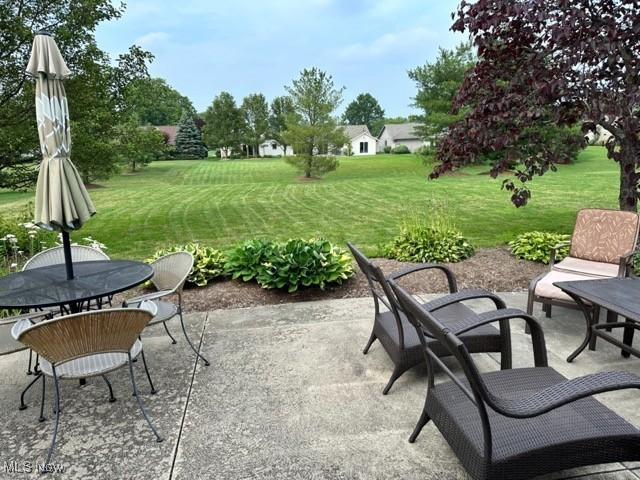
[0,149,620,259]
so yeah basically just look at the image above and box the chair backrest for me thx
[347,243,407,348]
[570,209,639,264]
[0,315,28,356]
[149,251,193,293]
[18,308,152,366]
[23,245,109,271]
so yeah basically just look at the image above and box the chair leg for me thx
[102,375,117,403]
[162,322,178,345]
[382,365,403,395]
[19,372,43,410]
[27,349,33,375]
[178,311,210,366]
[408,397,431,443]
[127,354,163,443]
[138,346,157,395]
[39,374,46,422]
[362,330,377,354]
[45,369,61,466]
[544,303,552,318]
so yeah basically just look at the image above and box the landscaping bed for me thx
[173,247,546,311]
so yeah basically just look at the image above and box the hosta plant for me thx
[147,243,226,287]
[508,231,570,264]
[256,238,354,293]
[224,239,277,282]
[385,214,474,263]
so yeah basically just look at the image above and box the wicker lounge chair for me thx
[347,243,511,394]
[527,209,639,321]
[17,308,163,466]
[390,280,640,480]
[125,252,210,367]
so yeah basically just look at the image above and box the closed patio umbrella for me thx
[26,31,96,279]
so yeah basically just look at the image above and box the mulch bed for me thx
[171,247,546,312]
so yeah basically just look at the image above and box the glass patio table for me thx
[0,260,153,314]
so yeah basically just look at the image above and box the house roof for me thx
[342,124,372,140]
[379,122,421,141]
[154,125,178,146]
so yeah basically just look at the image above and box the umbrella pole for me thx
[61,231,74,280]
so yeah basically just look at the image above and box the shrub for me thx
[256,239,354,292]
[508,231,571,264]
[383,145,392,154]
[225,238,354,292]
[147,243,226,287]
[392,144,411,154]
[384,213,474,263]
[224,239,277,282]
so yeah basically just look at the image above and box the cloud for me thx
[336,27,436,60]
[134,32,170,49]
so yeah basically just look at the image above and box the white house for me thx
[341,125,377,156]
[377,122,428,153]
[259,139,294,157]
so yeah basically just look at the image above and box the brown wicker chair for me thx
[125,252,210,367]
[347,243,511,395]
[527,209,639,324]
[17,308,163,466]
[390,280,640,480]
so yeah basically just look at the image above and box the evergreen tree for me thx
[174,112,208,159]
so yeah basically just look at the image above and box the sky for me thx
[95,0,465,117]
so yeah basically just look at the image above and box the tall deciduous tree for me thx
[435,0,640,211]
[0,1,153,187]
[409,43,475,147]
[342,93,385,135]
[203,92,244,158]
[269,96,296,155]
[124,78,195,126]
[241,93,269,157]
[282,68,347,178]
[174,112,208,159]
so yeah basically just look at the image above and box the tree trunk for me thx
[618,142,638,212]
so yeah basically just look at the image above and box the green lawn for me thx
[0,147,620,259]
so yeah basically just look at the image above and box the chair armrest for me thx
[549,241,571,268]
[422,289,506,313]
[388,264,458,293]
[488,371,640,419]
[617,250,637,277]
[123,290,174,306]
[447,308,547,367]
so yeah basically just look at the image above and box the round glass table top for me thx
[0,260,153,309]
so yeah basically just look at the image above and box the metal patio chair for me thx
[124,251,210,366]
[527,209,639,323]
[347,243,511,394]
[17,308,164,466]
[390,280,640,480]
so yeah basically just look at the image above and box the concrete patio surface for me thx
[1,293,640,479]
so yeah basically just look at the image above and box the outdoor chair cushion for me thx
[570,209,639,264]
[553,257,619,278]
[534,270,600,302]
[377,301,502,357]
[427,367,640,480]
[39,339,143,379]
